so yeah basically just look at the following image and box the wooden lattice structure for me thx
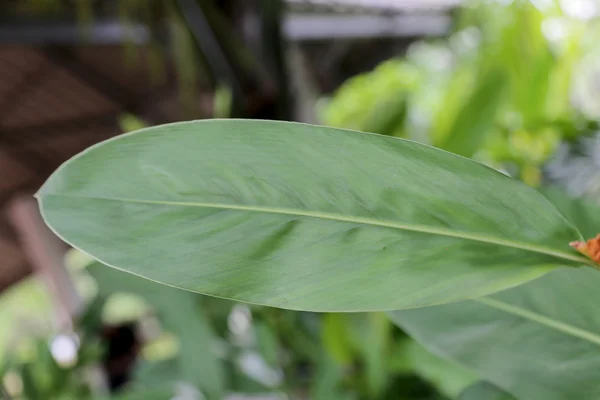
[0,44,183,292]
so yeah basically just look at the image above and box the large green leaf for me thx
[389,190,600,400]
[38,119,588,312]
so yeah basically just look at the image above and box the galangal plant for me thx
[37,120,600,400]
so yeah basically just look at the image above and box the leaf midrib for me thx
[41,193,588,264]
[475,297,600,346]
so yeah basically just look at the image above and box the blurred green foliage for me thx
[321,0,599,186]
[0,254,462,399]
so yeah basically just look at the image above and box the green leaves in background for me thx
[403,341,477,398]
[38,119,589,312]
[321,60,418,135]
[321,312,392,397]
[88,262,225,400]
[94,385,175,400]
[0,279,53,361]
[361,95,408,137]
[437,69,506,157]
[389,190,600,400]
[323,1,592,181]
[459,382,516,400]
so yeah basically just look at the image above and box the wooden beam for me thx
[7,197,81,329]
[7,198,110,396]
[43,47,170,124]
[0,261,30,294]
[0,60,57,171]
[0,113,116,140]
[0,20,149,45]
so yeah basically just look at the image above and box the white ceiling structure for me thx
[287,0,463,12]
[285,0,460,40]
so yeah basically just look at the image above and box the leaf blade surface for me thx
[39,120,584,311]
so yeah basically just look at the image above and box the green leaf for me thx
[118,113,148,133]
[438,69,506,157]
[255,321,280,368]
[322,314,353,365]
[405,341,477,398]
[346,313,391,397]
[540,187,600,239]
[38,119,587,312]
[311,351,351,400]
[94,385,175,400]
[133,359,179,386]
[213,83,233,119]
[389,190,600,400]
[361,95,408,137]
[88,262,226,399]
[0,278,53,358]
[459,382,516,400]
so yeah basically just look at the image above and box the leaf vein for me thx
[41,193,589,265]
[475,297,600,346]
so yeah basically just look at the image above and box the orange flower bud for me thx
[570,234,600,263]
